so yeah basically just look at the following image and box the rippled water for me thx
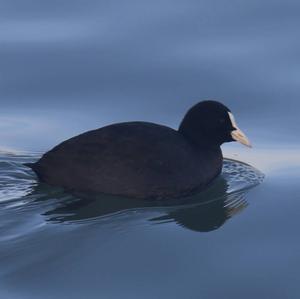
[0,152,266,298]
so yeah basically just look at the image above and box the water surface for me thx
[1,147,300,299]
[1,0,300,298]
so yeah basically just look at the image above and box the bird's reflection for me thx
[36,176,249,233]
[150,190,247,232]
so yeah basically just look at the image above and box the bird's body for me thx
[26,101,251,200]
[29,122,222,199]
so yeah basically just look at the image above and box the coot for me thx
[26,100,251,199]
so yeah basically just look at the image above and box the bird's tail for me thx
[23,162,45,182]
[23,162,36,170]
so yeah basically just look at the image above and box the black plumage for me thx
[26,100,249,200]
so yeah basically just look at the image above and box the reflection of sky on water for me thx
[223,145,300,175]
[1,0,300,152]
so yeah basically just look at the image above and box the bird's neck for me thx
[178,126,222,150]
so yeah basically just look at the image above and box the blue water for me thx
[1,0,300,298]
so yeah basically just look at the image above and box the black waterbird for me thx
[25,100,251,200]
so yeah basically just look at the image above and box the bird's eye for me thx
[219,118,225,124]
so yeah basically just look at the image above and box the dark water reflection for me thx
[0,154,260,234]
[41,177,247,232]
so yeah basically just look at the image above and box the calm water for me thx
[1,0,300,298]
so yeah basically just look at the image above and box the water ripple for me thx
[222,158,264,193]
[0,154,38,203]
[0,153,264,206]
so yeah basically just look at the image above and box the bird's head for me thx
[179,100,251,148]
